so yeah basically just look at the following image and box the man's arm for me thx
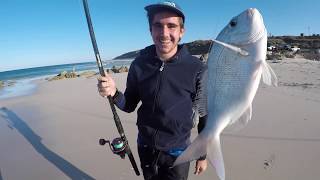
[98,64,140,113]
[194,63,208,175]
[197,115,207,159]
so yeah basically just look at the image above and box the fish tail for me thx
[208,135,225,180]
[173,134,226,180]
[173,134,208,166]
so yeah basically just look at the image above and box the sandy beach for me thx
[1,58,320,180]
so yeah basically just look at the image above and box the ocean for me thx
[0,59,133,99]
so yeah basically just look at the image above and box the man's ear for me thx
[149,27,153,38]
[181,27,185,36]
[179,28,185,40]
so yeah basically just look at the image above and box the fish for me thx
[173,8,278,180]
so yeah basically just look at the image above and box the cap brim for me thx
[145,4,185,21]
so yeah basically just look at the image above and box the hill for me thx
[113,35,320,60]
[268,35,320,49]
[113,40,213,60]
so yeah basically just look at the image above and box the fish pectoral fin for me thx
[261,60,278,86]
[173,134,208,166]
[212,39,249,56]
[226,105,252,132]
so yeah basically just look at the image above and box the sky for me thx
[1,0,319,72]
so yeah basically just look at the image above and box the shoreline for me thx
[0,65,131,100]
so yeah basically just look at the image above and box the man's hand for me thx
[194,159,208,175]
[97,73,117,97]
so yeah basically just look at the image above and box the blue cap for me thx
[144,1,185,22]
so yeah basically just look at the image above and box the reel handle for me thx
[99,138,109,146]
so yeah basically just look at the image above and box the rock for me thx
[7,80,16,86]
[267,52,283,60]
[48,76,64,81]
[0,80,16,88]
[118,66,129,73]
[110,66,129,73]
[111,66,120,73]
[79,71,98,78]
[47,71,78,81]
[64,72,78,78]
[58,71,68,77]
[106,69,113,74]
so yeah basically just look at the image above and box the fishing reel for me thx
[99,137,127,159]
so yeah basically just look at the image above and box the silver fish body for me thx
[174,8,277,180]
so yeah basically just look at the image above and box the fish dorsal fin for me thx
[212,39,249,56]
[261,61,278,86]
[226,105,252,132]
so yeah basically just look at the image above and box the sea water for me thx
[0,59,133,100]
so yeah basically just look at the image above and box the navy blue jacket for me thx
[113,45,207,152]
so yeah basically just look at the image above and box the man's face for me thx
[151,11,185,59]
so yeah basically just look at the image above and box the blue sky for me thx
[1,0,319,72]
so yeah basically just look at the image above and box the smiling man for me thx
[98,1,208,179]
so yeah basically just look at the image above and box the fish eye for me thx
[229,20,237,27]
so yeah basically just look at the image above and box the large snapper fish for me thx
[174,8,277,180]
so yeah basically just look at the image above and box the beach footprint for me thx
[263,153,276,170]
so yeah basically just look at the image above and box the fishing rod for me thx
[81,0,140,176]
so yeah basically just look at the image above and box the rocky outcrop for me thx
[268,35,320,49]
[78,71,98,78]
[118,66,129,73]
[47,71,78,81]
[46,67,129,81]
[110,66,129,73]
[0,80,16,88]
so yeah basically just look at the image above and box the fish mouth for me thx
[243,8,266,45]
[247,8,257,17]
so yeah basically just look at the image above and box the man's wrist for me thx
[198,155,206,161]
[112,89,121,102]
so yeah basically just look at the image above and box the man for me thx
[98,1,208,179]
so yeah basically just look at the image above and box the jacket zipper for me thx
[152,61,165,147]
[152,61,165,112]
